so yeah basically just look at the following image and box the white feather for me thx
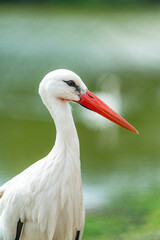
[0,69,86,240]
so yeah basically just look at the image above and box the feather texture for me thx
[0,95,85,240]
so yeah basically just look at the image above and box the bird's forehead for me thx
[44,69,86,88]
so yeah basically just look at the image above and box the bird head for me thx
[39,69,87,102]
[39,69,138,134]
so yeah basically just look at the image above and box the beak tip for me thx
[132,128,139,135]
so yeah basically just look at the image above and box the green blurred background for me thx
[0,0,160,239]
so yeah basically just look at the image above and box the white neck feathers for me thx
[41,92,80,161]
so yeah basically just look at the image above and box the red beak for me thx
[77,90,139,134]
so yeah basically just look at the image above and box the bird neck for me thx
[45,97,80,158]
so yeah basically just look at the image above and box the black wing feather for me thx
[15,219,23,240]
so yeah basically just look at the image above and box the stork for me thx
[0,69,138,240]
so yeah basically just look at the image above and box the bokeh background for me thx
[0,0,160,239]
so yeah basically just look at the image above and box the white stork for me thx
[0,69,138,240]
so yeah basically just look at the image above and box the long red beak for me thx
[77,90,139,134]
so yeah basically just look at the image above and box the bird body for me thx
[0,69,138,240]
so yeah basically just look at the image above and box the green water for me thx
[0,5,160,237]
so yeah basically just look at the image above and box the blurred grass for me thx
[84,187,160,239]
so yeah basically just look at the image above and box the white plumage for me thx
[0,70,86,240]
[0,69,138,240]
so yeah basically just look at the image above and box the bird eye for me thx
[64,80,76,87]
